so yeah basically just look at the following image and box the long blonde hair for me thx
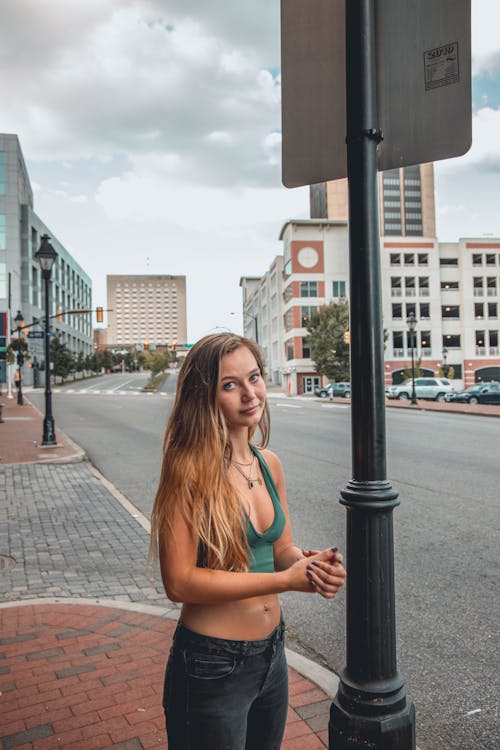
[150,333,270,571]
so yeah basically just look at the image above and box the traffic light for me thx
[96,306,104,323]
[172,339,177,351]
[57,308,63,324]
[343,331,351,344]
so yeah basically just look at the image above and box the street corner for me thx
[0,397,86,465]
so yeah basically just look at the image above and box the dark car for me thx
[445,382,500,405]
[314,382,351,399]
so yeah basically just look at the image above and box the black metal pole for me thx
[42,271,57,446]
[410,338,417,404]
[16,345,24,406]
[329,0,415,747]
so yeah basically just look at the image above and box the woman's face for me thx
[218,346,266,431]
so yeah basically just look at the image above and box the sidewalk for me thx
[0,399,337,749]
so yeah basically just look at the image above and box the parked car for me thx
[445,382,500,405]
[386,377,454,402]
[314,382,351,399]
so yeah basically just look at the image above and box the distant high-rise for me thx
[310,162,436,237]
[106,274,187,347]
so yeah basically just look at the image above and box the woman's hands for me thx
[286,548,346,599]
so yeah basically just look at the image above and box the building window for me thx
[301,306,317,326]
[488,302,497,319]
[300,281,318,297]
[284,309,294,331]
[441,305,460,318]
[405,277,416,296]
[284,284,293,303]
[474,303,484,319]
[392,303,402,319]
[418,277,430,295]
[473,277,484,295]
[440,258,458,266]
[443,334,461,348]
[390,253,401,265]
[486,254,496,266]
[393,331,404,349]
[475,330,485,347]
[0,152,5,194]
[419,303,430,318]
[404,253,415,265]
[284,259,292,277]
[472,254,482,265]
[490,330,498,349]
[418,254,429,265]
[487,277,497,295]
[286,342,294,361]
[302,337,311,358]
[420,331,431,350]
[391,276,402,296]
[332,280,346,298]
[441,281,459,290]
[406,302,416,318]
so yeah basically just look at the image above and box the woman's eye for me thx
[223,382,235,391]
[249,373,260,383]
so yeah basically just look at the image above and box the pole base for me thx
[42,417,57,446]
[329,694,416,750]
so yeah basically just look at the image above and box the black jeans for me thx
[163,618,288,750]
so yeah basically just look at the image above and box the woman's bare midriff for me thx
[180,594,282,640]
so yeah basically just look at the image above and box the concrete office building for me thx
[0,134,92,386]
[242,171,500,394]
[106,274,187,348]
[310,162,436,238]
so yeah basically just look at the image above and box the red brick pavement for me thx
[0,604,331,750]
[0,399,84,465]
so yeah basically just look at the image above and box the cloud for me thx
[0,0,282,190]
[437,106,500,175]
[472,0,500,76]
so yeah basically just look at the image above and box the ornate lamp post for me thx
[406,312,418,405]
[14,310,25,406]
[35,234,57,446]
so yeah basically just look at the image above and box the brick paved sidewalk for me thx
[0,455,335,749]
[0,399,84,465]
[0,603,331,750]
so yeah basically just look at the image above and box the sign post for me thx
[281,2,471,748]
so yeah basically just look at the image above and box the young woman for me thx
[150,333,346,750]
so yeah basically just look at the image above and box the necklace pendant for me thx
[248,479,254,490]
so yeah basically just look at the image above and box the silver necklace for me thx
[231,453,262,490]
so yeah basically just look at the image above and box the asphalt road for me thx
[30,372,499,750]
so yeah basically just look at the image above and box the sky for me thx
[1,0,499,343]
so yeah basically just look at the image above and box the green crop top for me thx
[246,446,286,573]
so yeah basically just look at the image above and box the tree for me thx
[149,349,171,377]
[307,300,350,381]
[75,351,85,379]
[50,337,75,383]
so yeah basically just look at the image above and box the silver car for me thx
[386,377,455,402]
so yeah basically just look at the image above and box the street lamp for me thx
[14,310,25,406]
[35,234,57,446]
[442,347,449,378]
[406,312,418,405]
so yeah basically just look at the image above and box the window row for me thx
[392,303,430,319]
[391,277,430,296]
[390,253,428,266]
[472,253,499,266]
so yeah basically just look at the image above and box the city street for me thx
[29,372,499,750]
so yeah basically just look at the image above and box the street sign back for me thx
[281,0,471,187]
